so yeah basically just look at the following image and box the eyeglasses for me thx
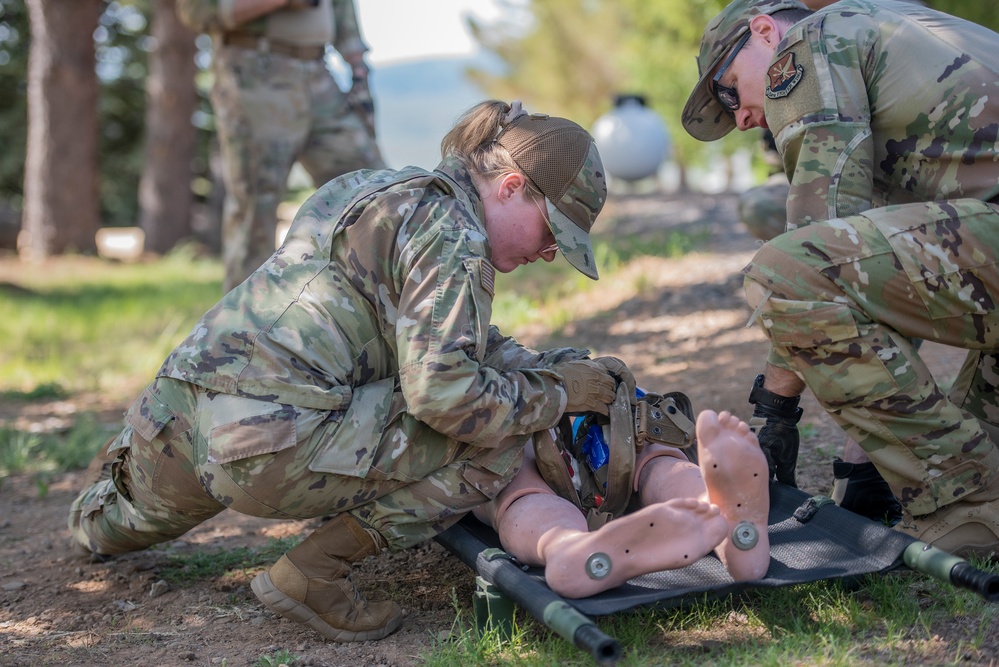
[711,31,751,112]
[531,195,560,257]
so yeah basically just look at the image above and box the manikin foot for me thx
[540,497,729,598]
[698,410,771,581]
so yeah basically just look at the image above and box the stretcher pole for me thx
[437,523,623,665]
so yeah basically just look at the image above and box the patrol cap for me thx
[497,113,607,280]
[682,0,808,142]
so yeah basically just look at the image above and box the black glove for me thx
[748,374,802,487]
[831,459,903,526]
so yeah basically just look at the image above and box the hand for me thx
[591,356,637,404]
[554,359,618,415]
[347,77,377,137]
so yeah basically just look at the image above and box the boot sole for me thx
[250,571,402,642]
[953,542,999,561]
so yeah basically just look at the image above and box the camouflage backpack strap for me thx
[587,383,636,528]
[532,415,585,513]
[583,388,696,528]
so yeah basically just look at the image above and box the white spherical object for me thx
[592,95,671,182]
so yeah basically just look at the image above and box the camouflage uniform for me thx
[176,0,385,293]
[736,0,927,243]
[736,0,999,515]
[69,157,591,554]
[738,171,790,241]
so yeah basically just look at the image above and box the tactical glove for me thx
[748,373,802,487]
[591,356,637,405]
[831,459,903,526]
[554,359,618,415]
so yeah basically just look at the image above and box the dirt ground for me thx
[0,191,983,666]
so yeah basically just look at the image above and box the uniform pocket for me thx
[763,297,913,405]
[204,394,298,465]
[308,377,396,476]
[123,387,176,445]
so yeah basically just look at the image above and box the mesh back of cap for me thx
[498,117,590,205]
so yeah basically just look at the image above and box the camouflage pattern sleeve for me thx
[767,0,999,229]
[766,11,878,229]
[393,201,567,446]
[331,0,368,60]
[481,326,591,370]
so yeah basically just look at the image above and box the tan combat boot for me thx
[896,476,999,560]
[250,514,403,642]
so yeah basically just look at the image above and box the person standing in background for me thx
[177,0,385,292]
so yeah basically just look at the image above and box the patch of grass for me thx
[490,230,708,334]
[0,382,69,402]
[0,415,120,477]
[156,536,301,586]
[255,649,300,667]
[425,568,999,666]
[0,249,222,399]
[798,423,817,439]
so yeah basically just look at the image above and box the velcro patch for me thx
[766,52,804,99]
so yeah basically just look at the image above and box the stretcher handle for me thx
[903,542,999,602]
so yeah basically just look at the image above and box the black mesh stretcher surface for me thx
[435,482,999,664]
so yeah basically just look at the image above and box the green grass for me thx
[425,568,999,666]
[156,536,301,586]
[492,230,707,331]
[0,415,120,478]
[0,245,223,397]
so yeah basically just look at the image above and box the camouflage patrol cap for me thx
[497,113,607,280]
[682,0,808,142]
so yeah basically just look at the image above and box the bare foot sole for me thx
[541,497,728,598]
[697,410,771,581]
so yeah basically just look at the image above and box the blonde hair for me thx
[441,100,544,200]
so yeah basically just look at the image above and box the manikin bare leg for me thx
[483,410,768,598]
[697,410,771,581]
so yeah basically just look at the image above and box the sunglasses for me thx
[531,195,560,257]
[711,31,752,112]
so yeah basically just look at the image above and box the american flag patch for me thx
[480,259,495,297]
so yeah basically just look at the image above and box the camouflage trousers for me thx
[744,198,999,516]
[69,377,525,555]
[211,43,386,292]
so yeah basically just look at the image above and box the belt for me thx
[221,33,325,60]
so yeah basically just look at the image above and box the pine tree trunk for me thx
[138,0,198,255]
[20,0,102,260]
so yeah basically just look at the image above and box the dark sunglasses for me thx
[711,31,752,112]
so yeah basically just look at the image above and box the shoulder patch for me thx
[766,52,804,100]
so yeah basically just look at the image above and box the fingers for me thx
[592,356,637,401]
[555,359,618,414]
